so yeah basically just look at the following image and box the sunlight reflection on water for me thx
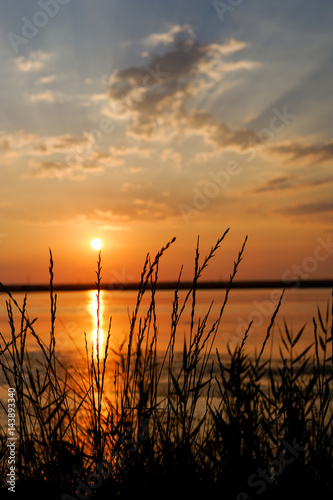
[0,288,331,362]
[89,290,105,356]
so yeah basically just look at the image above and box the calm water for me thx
[0,287,331,423]
[0,287,331,361]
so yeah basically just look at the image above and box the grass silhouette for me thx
[0,231,332,499]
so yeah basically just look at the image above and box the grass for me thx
[0,230,332,499]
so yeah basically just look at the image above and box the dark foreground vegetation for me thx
[0,230,332,499]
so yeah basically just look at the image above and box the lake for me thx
[0,286,332,424]
[0,286,331,362]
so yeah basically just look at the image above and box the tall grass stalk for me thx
[0,232,332,499]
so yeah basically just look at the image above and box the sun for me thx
[91,238,103,250]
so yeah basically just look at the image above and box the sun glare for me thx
[91,238,103,250]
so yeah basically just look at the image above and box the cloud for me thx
[106,28,260,149]
[0,131,93,156]
[254,175,294,192]
[26,155,115,180]
[128,166,145,173]
[192,150,218,163]
[28,160,68,178]
[269,139,333,164]
[253,175,333,193]
[1,130,138,179]
[25,160,92,180]
[30,90,57,103]
[109,145,152,158]
[94,209,130,222]
[15,51,50,72]
[275,201,333,216]
[23,213,130,231]
[91,93,108,102]
[132,198,177,219]
[0,139,11,151]
[22,196,180,225]
[160,148,182,169]
[143,24,195,46]
[38,75,56,84]
[29,90,88,105]
[0,131,46,161]
[24,143,141,179]
[180,109,260,150]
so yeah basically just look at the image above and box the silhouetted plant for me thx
[0,231,332,499]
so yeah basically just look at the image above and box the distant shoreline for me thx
[1,280,333,292]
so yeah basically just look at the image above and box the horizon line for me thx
[1,279,333,292]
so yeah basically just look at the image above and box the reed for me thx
[0,232,332,499]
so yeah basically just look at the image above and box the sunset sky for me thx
[0,0,332,284]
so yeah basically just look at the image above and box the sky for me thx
[0,0,333,284]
